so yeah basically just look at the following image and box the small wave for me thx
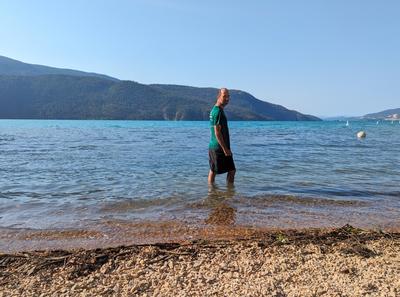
[0,135,15,142]
[188,193,369,210]
[321,144,372,148]
[249,143,269,147]
[235,194,369,207]
[69,145,97,150]
[304,189,400,198]
[0,189,105,200]
[49,189,105,198]
[0,191,42,199]
[99,196,184,213]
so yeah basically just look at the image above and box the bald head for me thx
[217,88,230,107]
[218,88,228,96]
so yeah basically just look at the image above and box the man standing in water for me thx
[208,88,236,184]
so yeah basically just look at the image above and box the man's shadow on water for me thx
[204,184,237,226]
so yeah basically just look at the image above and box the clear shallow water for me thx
[0,119,399,232]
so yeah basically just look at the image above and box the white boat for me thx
[346,120,349,126]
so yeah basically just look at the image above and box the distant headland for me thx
[0,55,320,121]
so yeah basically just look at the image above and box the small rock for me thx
[168,261,173,269]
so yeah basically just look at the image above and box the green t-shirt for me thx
[209,105,230,150]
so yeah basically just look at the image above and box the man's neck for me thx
[215,102,224,109]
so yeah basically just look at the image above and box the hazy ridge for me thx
[0,55,320,121]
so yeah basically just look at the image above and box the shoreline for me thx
[1,225,399,296]
[2,219,400,253]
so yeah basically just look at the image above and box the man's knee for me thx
[228,170,236,176]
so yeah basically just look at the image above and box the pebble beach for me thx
[1,225,399,296]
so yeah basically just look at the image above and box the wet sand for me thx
[1,225,399,296]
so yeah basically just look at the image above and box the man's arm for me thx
[214,125,232,156]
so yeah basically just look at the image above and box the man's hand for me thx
[224,149,232,157]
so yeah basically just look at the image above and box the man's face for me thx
[220,90,230,106]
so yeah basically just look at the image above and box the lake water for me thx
[0,119,399,247]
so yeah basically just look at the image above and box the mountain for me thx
[149,84,319,120]
[0,55,118,81]
[0,56,320,121]
[362,108,400,120]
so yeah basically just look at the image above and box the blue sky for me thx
[0,0,399,116]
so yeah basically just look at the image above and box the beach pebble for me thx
[2,235,400,297]
[168,261,174,269]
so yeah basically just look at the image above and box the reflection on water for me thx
[204,185,237,226]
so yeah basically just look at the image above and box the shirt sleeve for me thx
[212,108,222,126]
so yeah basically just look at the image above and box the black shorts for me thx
[208,149,236,174]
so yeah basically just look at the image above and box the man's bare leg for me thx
[208,170,216,184]
[227,170,235,184]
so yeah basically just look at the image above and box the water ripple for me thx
[0,119,399,230]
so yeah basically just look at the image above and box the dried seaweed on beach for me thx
[1,225,399,296]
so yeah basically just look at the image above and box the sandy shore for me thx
[1,225,399,296]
